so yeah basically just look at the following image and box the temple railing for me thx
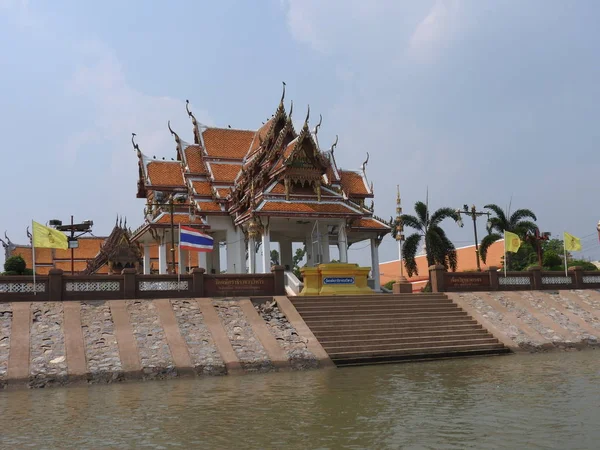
[284,271,303,296]
[429,265,600,293]
[0,266,285,302]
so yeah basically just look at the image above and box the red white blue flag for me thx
[179,225,213,252]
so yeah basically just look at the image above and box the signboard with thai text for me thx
[323,277,355,285]
[204,275,274,297]
[445,273,490,291]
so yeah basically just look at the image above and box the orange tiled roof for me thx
[259,202,360,214]
[249,119,273,153]
[196,201,222,212]
[147,161,185,186]
[54,237,104,260]
[155,214,206,225]
[209,163,242,183]
[184,146,207,174]
[350,218,389,230]
[269,183,286,194]
[340,170,370,196]
[215,188,231,198]
[191,180,212,196]
[203,128,254,159]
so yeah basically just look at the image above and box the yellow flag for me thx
[504,231,521,253]
[564,232,581,251]
[32,221,68,249]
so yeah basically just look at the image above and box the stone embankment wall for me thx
[448,290,600,351]
[0,297,322,389]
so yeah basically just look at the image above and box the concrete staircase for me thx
[290,293,511,366]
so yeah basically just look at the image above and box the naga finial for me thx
[26,226,32,240]
[303,105,310,127]
[330,134,338,155]
[131,132,140,152]
[186,99,193,118]
[361,152,370,172]
[314,114,322,136]
[168,120,175,136]
[288,100,293,119]
[280,81,286,106]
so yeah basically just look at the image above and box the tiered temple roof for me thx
[133,85,390,238]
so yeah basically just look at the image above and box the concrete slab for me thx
[196,298,243,375]
[154,299,194,376]
[7,302,31,383]
[239,299,289,370]
[108,300,142,378]
[63,302,87,378]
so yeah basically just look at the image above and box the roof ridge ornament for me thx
[303,105,310,128]
[330,134,338,156]
[314,114,322,136]
[288,100,293,120]
[361,152,370,173]
[168,120,184,160]
[280,81,286,107]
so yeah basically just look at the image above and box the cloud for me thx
[65,40,213,173]
[407,0,462,61]
[0,0,39,28]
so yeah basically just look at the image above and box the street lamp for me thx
[147,193,190,275]
[50,216,94,275]
[456,205,490,272]
[394,185,406,281]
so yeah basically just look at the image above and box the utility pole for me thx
[50,217,93,275]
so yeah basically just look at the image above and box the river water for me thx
[1,351,599,449]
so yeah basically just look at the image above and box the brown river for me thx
[1,351,599,449]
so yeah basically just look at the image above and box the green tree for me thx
[292,246,306,278]
[270,249,280,266]
[479,204,538,269]
[542,250,562,269]
[401,201,460,277]
[4,255,27,275]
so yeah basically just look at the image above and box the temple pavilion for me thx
[131,86,390,289]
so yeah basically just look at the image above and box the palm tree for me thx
[401,201,461,277]
[479,204,537,266]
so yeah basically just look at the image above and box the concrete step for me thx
[296,306,460,317]
[311,323,484,338]
[323,337,500,353]
[306,318,479,332]
[317,329,491,344]
[327,342,508,360]
[301,313,470,326]
[332,347,511,366]
[296,294,448,300]
[293,302,458,312]
[292,296,450,305]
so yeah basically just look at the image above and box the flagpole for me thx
[503,234,507,277]
[31,220,37,296]
[563,232,568,278]
[178,223,181,290]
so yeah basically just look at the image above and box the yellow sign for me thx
[32,221,68,249]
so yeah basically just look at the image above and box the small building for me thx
[379,240,506,291]
[131,88,390,288]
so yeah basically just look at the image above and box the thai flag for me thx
[179,225,213,252]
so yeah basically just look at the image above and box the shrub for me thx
[383,280,395,290]
[4,255,26,275]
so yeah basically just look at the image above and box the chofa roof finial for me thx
[361,152,370,172]
[280,81,286,106]
[186,99,193,118]
[303,105,310,128]
[288,100,293,119]
[314,114,322,136]
[168,120,176,137]
[330,134,338,155]
[186,99,202,145]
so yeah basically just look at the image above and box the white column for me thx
[370,238,381,291]
[248,237,256,274]
[143,244,151,274]
[338,224,348,263]
[320,226,330,264]
[305,234,314,267]
[226,228,245,274]
[180,249,189,274]
[197,251,207,270]
[280,240,293,271]
[211,242,221,274]
[261,226,271,274]
[158,243,168,275]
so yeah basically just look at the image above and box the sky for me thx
[1,0,600,270]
